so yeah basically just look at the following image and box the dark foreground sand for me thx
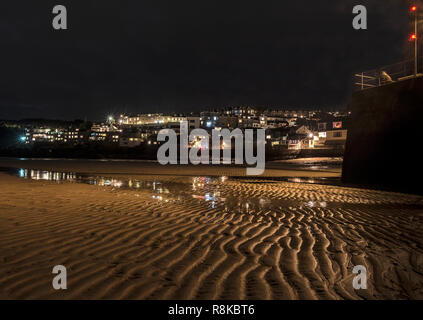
[0,160,422,299]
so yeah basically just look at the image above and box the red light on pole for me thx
[410,5,419,76]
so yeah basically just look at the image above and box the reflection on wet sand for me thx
[10,168,333,212]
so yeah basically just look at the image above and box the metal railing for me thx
[354,56,423,91]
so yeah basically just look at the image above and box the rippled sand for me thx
[0,169,422,299]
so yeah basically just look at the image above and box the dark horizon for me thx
[0,0,419,120]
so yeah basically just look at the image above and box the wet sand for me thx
[0,159,422,299]
[0,157,341,178]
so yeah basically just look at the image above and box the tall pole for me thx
[415,8,418,76]
[411,5,418,76]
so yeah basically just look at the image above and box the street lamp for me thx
[410,5,418,76]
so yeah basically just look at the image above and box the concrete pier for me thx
[342,76,423,194]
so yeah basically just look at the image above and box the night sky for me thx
[0,0,419,120]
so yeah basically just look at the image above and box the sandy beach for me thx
[0,159,422,299]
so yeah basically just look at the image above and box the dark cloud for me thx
[0,0,418,120]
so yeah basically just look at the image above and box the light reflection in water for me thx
[287,177,324,184]
[10,168,333,212]
[18,168,77,182]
